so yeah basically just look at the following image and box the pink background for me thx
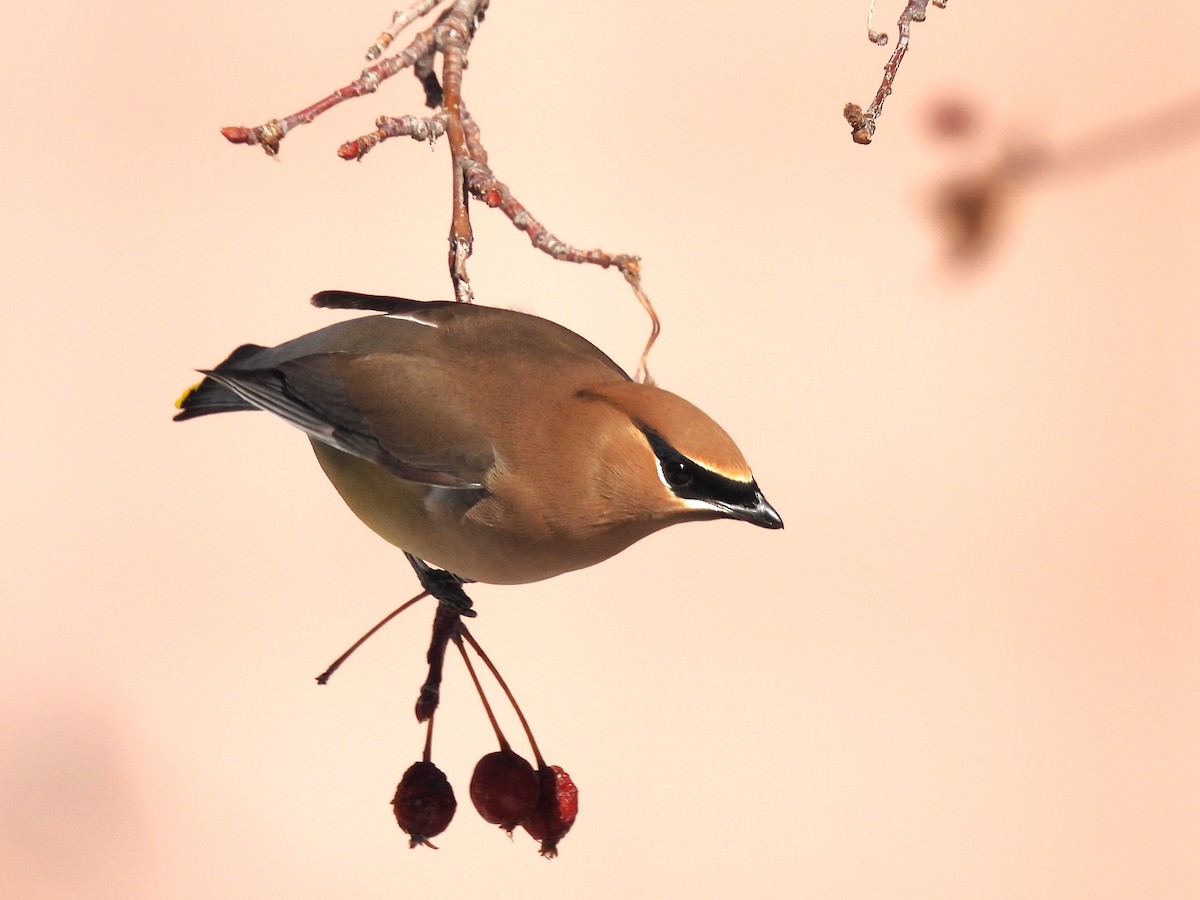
[3,2,1198,897]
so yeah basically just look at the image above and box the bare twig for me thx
[438,7,479,302]
[366,0,445,62]
[338,112,449,160]
[624,263,660,385]
[866,0,889,46]
[221,25,440,156]
[456,110,658,380]
[222,0,659,381]
[844,0,948,145]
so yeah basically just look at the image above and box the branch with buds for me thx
[844,0,949,145]
[221,0,659,382]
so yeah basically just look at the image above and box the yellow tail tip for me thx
[174,380,203,409]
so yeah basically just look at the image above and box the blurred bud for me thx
[926,96,980,142]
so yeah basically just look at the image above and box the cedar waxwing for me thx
[176,291,782,599]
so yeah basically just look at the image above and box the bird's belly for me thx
[310,442,649,585]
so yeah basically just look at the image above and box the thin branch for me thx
[220,0,659,381]
[366,0,446,62]
[439,10,478,302]
[866,0,889,46]
[221,26,440,156]
[624,262,659,385]
[1045,90,1200,183]
[456,128,635,272]
[844,0,947,145]
[458,110,658,380]
[338,113,449,160]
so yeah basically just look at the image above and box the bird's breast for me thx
[310,441,664,585]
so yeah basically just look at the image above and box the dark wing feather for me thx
[311,290,435,315]
[174,345,268,420]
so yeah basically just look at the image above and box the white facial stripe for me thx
[385,312,439,328]
[671,495,732,516]
[651,457,674,492]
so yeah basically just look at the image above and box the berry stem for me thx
[315,590,429,684]
[415,603,462,722]
[421,711,435,764]
[452,634,509,751]
[460,626,544,767]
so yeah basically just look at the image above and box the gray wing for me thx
[203,352,494,490]
[179,292,629,486]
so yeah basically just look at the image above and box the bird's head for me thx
[579,381,783,531]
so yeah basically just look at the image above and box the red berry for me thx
[520,764,578,858]
[392,761,456,848]
[470,749,540,832]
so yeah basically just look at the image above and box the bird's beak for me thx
[724,487,784,530]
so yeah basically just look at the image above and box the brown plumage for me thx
[175,291,781,585]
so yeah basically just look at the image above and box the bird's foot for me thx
[405,553,477,618]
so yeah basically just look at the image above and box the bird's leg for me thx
[404,552,476,618]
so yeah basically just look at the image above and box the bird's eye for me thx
[664,461,692,488]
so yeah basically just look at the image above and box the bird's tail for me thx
[173,343,266,421]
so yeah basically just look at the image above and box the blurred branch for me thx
[929,91,1200,266]
[220,0,659,382]
[1047,91,1200,182]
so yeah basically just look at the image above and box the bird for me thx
[175,291,782,608]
